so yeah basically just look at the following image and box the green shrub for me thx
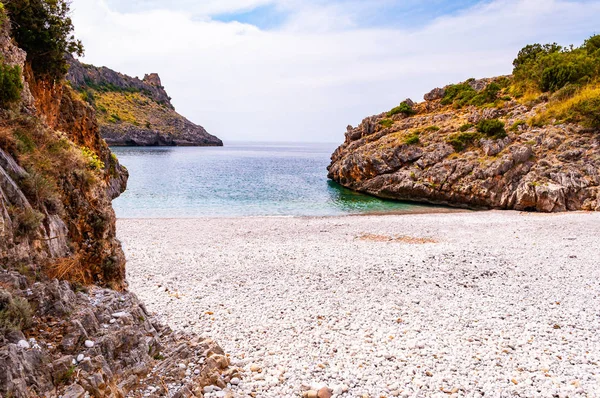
[584,35,600,53]
[5,0,84,79]
[388,102,416,117]
[495,76,512,89]
[441,82,501,108]
[459,123,474,132]
[379,119,394,128]
[513,43,562,70]
[541,63,587,92]
[423,125,440,132]
[0,62,23,108]
[441,83,476,107]
[0,292,33,333]
[512,35,600,94]
[469,83,501,106]
[476,119,507,139]
[446,132,480,152]
[569,95,600,128]
[510,120,526,132]
[80,89,95,106]
[404,132,420,146]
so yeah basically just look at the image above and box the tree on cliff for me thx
[3,0,83,80]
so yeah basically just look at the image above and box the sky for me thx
[71,0,600,143]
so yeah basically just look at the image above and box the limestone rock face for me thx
[67,57,223,147]
[143,73,163,88]
[0,271,231,398]
[328,80,600,212]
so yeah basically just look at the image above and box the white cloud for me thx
[71,0,600,143]
[102,0,277,16]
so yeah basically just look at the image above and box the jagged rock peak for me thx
[143,73,162,87]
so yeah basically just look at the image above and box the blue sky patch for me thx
[104,0,490,30]
[212,4,287,29]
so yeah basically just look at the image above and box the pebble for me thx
[249,364,261,372]
[77,354,85,362]
[84,340,94,348]
[17,340,30,349]
[122,213,600,397]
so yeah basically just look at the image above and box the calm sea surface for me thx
[111,142,429,218]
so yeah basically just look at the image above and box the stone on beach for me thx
[120,212,600,397]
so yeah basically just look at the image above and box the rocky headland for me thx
[67,58,223,147]
[0,4,232,397]
[328,38,600,212]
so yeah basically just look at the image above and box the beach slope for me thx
[119,212,600,397]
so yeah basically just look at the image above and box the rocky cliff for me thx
[328,53,600,212]
[1,7,233,397]
[67,58,223,147]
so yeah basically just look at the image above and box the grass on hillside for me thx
[530,83,600,128]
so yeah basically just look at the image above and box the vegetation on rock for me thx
[388,101,416,117]
[4,0,84,80]
[476,119,507,139]
[0,61,22,106]
[446,131,479,152]
[0,290,32,333]
[512,34,600,128]
[329,34,600,213]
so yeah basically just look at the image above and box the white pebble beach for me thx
[118,211,600,398]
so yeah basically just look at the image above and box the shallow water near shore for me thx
[111,142,433,218]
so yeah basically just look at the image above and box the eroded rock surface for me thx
[328,81,600,212]
[0,271,233,397]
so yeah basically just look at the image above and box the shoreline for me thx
[115,208,596,221]
[118,211,600,397]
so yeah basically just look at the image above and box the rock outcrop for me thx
[1,9,233,397]
[1,271,234,397]
[328,79,600,212]
[67,57,223,147]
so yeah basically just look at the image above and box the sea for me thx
[111,142,429,218]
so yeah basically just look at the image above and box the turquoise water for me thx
[111,142,427,218]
